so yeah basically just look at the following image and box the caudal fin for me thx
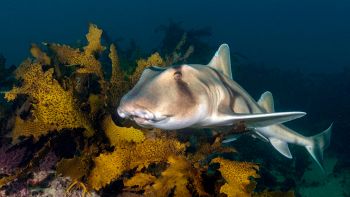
[305,123,333,172]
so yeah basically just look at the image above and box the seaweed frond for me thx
[146,155,208,197]
[84,23,106,56]
[87,147,130,191]
[5,62,93,141]
[123,173,156,190]
[107,44,129,107]
[131,52,165,85]
[56,156,90,182]
[212,157,260,197]
[48,24,105,80]
[102,115,145,145]
[87,138,187,191]
[30,44,51,65]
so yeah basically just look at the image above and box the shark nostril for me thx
[119,112,126,118]
[117,108,126,118]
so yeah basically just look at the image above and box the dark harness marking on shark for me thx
[209,67,253,114]
[173,66,196,113]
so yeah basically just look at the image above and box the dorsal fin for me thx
[258,91,275,113]
[208,44,233,79]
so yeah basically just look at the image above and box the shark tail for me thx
[305,123,333,172]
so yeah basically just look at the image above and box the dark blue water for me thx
[1,0,350,72]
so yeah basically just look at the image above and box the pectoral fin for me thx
[269,138,292,159]
[218,111,306,128]
[222,130,270,144]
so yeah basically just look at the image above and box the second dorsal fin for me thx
[258,91,275,113]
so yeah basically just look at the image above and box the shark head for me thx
[117,64,215,129]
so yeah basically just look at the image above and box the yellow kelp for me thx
[88,138,187,191]
[212,157,260,197]
[5,62,93,141]
[108,44,129,107]
[130,52,165,85]
[102,115,145,145]
[49,24,105,80]
[143,155,207,197]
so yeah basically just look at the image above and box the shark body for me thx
[117,44,332,171]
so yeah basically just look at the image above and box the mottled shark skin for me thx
[117,44,332,171]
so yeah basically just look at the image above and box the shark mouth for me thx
[117,108,169,125]
[130,114,169,126]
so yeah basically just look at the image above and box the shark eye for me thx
[173,71,182,80]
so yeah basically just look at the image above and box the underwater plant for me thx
[0,23,298,197]
[156,20,213,64]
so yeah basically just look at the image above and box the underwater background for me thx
[0,0,349,196]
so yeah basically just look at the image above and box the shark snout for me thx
[117,101,155,120]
